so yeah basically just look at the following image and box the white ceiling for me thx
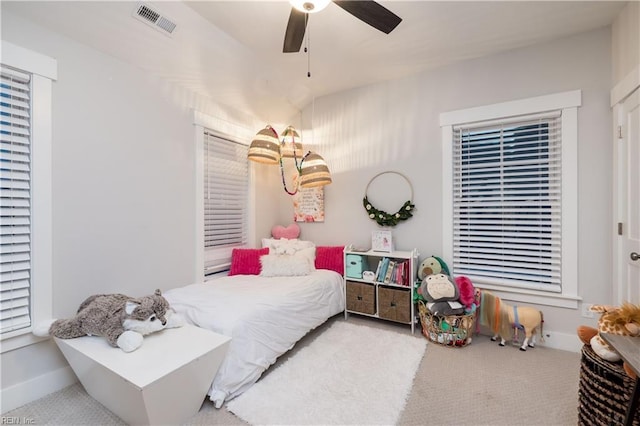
[3,1,627,122]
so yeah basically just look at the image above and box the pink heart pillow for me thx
[271,223,301,240]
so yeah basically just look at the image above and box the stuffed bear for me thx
[420,273,464,316]
[33,289,184,352]
[577,303,640,379]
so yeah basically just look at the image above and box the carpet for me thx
[226,321,427,425]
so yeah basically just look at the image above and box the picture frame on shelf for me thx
[371,230,393,252]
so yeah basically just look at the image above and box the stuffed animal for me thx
[477,290,544,351]
[33,289,184,352]
[415,256,450,303]
[420,273,464,316]
[577,303,640,378]
[417,256,451,281]
[454,276,476,313]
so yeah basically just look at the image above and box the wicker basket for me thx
[578,344,640,426]
[418,301,475,347]
[346,281,376,315]
[378,286,411,323]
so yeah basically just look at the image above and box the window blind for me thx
[0,65,32,333]
[452,113,562,292]
[203,131,248,275]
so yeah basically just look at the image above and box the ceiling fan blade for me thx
[283,8,307,53]
[333,0,402,34]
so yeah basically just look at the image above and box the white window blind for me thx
[452,112,562,292]
[203,131,248,275]
[0,65,32,333]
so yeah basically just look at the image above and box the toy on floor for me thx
[33,289,184,352]
[477,290,544,351]
[577,303,640,379]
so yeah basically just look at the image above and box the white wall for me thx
[0,10,271,411]
[612,1,639,85]
[290,28,613,340]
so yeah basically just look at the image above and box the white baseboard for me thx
[0,366,77,414]
[476,327,584,353]
[538,330,584,353]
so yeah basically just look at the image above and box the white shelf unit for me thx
[343,246,419,333]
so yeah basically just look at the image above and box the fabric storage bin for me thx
[346,281,375,315]
[378,286,411,323]
[578,344,640,426]
[345,254,366,279]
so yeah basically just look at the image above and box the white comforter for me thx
[163,269,345,407]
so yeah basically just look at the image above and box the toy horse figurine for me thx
[478,290,544,351]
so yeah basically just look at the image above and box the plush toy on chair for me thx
[577,303,640,379]
[33,289,184,352]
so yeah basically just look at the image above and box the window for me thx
[440,91,580,308]
[193,112,255,282]
[1,65,33,335]
[1,42,55,351]
[202,131,249,276]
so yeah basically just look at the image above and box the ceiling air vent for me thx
[132,2,177,36]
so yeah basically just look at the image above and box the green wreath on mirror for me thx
[363,171,415,227]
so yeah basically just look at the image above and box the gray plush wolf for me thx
[34,289,184,352]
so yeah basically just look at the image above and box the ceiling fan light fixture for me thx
[290,0,331,14]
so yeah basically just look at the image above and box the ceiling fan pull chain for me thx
[306,19,311,78]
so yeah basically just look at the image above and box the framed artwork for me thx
[371,230,393,252]
[293,183,325,222]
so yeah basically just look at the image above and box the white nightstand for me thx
[55,324,230,425]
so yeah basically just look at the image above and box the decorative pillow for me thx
[229,247,269,276]
[315,246,345,274]
[296,246,316,269]
[261,238,315,255]
[260,253,313,277]
[271,223,301,240]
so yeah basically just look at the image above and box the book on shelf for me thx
[368,257,413,286]
[377,257,390,282]
[395,261,404,285]
[400,259,410,286]
[374,260,383,282]
[383,260,396,283]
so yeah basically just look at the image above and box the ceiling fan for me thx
[283,0,402,53]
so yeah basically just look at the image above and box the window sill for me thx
[476,284,580,309]
[1,329,49,353]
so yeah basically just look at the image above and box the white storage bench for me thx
[55,324,230,425]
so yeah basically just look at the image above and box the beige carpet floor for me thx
[3,314,580,425]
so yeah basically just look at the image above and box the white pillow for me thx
[260,253,313,277]
[296,246,316,269]
[261,238,315,256]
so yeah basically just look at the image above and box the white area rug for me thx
[226,321,427,425]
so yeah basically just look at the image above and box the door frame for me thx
[611,65,640,305]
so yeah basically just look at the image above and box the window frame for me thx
[1,41,56,352]
[193,111,255,282]
[440,90,581,309]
